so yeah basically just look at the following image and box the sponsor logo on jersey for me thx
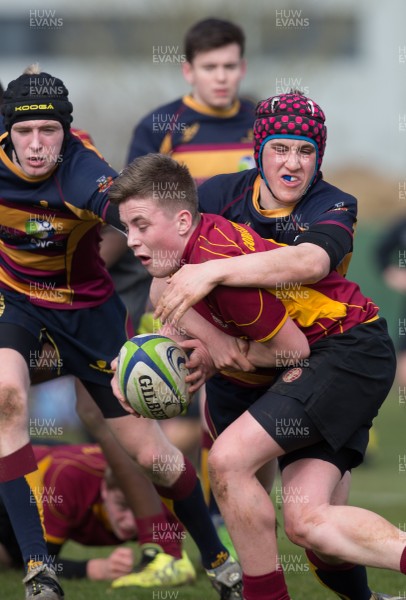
[282,367,303,383]
[0,294,5,317]
[238,155,256,171]
[25,218,55,239]
[14,103,55,112]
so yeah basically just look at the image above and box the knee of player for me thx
[284,503,329,548]
[0,382,28,422]
[134,446,156,473]
[207,445,233,497]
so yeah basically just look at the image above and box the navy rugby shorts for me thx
[205,318,396,474]
[0,289,131,418]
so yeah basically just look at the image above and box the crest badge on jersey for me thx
[181,123,200,144]
[282,367,303,383]
[97,175,114,193]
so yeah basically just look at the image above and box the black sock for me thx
[306,549,371,600]
[0,473,47,570]
[173,478,229,570]
[154,455,229,570]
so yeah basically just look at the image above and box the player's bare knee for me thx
[207,443,230,479]
[207,446,232,501]
[208,462,228,502]
[0,383,27,423]
[137,446,182,487]
[285,504,329,548]
[134,445,156,473]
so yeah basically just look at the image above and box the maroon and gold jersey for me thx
[182,214,379,385]
[34,444,123,547]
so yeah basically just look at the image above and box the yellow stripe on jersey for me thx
[182,95,241,118]
[0,266,71,303]
[337,252,352,277]
[269,284,347,327]
[199,223,253,254]
[63,202,103,296]
[37,454,53,478]
[63,201,104,223]
[256,309,289,342]
[221,288,266,328]
[71,131,104,159]
[0,204,48,230]
[171,147,253,181]
[0,239,65,270]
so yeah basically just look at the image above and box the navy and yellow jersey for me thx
[0,131,118,309]
[182,214,378,386]
[127,95,255,184]
[198,169,357,275]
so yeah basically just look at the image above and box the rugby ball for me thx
[117,334,191,419]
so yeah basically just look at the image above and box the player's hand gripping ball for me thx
[117,334,191,419]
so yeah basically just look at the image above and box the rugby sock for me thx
[201,429,212,505]
[306,549,371,599]
[243,570,291,600]
[135,505,182,559]
[155,456,229,569]
[200,430,223,520]
[400,546,406,574]
[0,443,48,571]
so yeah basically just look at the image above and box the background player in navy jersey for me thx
[154,91,401,600]
[0,67,243,599]
[127,17,255,180]
[108,153,405,600]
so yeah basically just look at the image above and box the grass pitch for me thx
[1,388,405,599]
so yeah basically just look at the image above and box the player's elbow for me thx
[307,261,329,283]
[294,244,330,282]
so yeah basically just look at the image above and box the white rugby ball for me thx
[117,334,191,419]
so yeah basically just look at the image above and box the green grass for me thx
[2,388,406,599]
